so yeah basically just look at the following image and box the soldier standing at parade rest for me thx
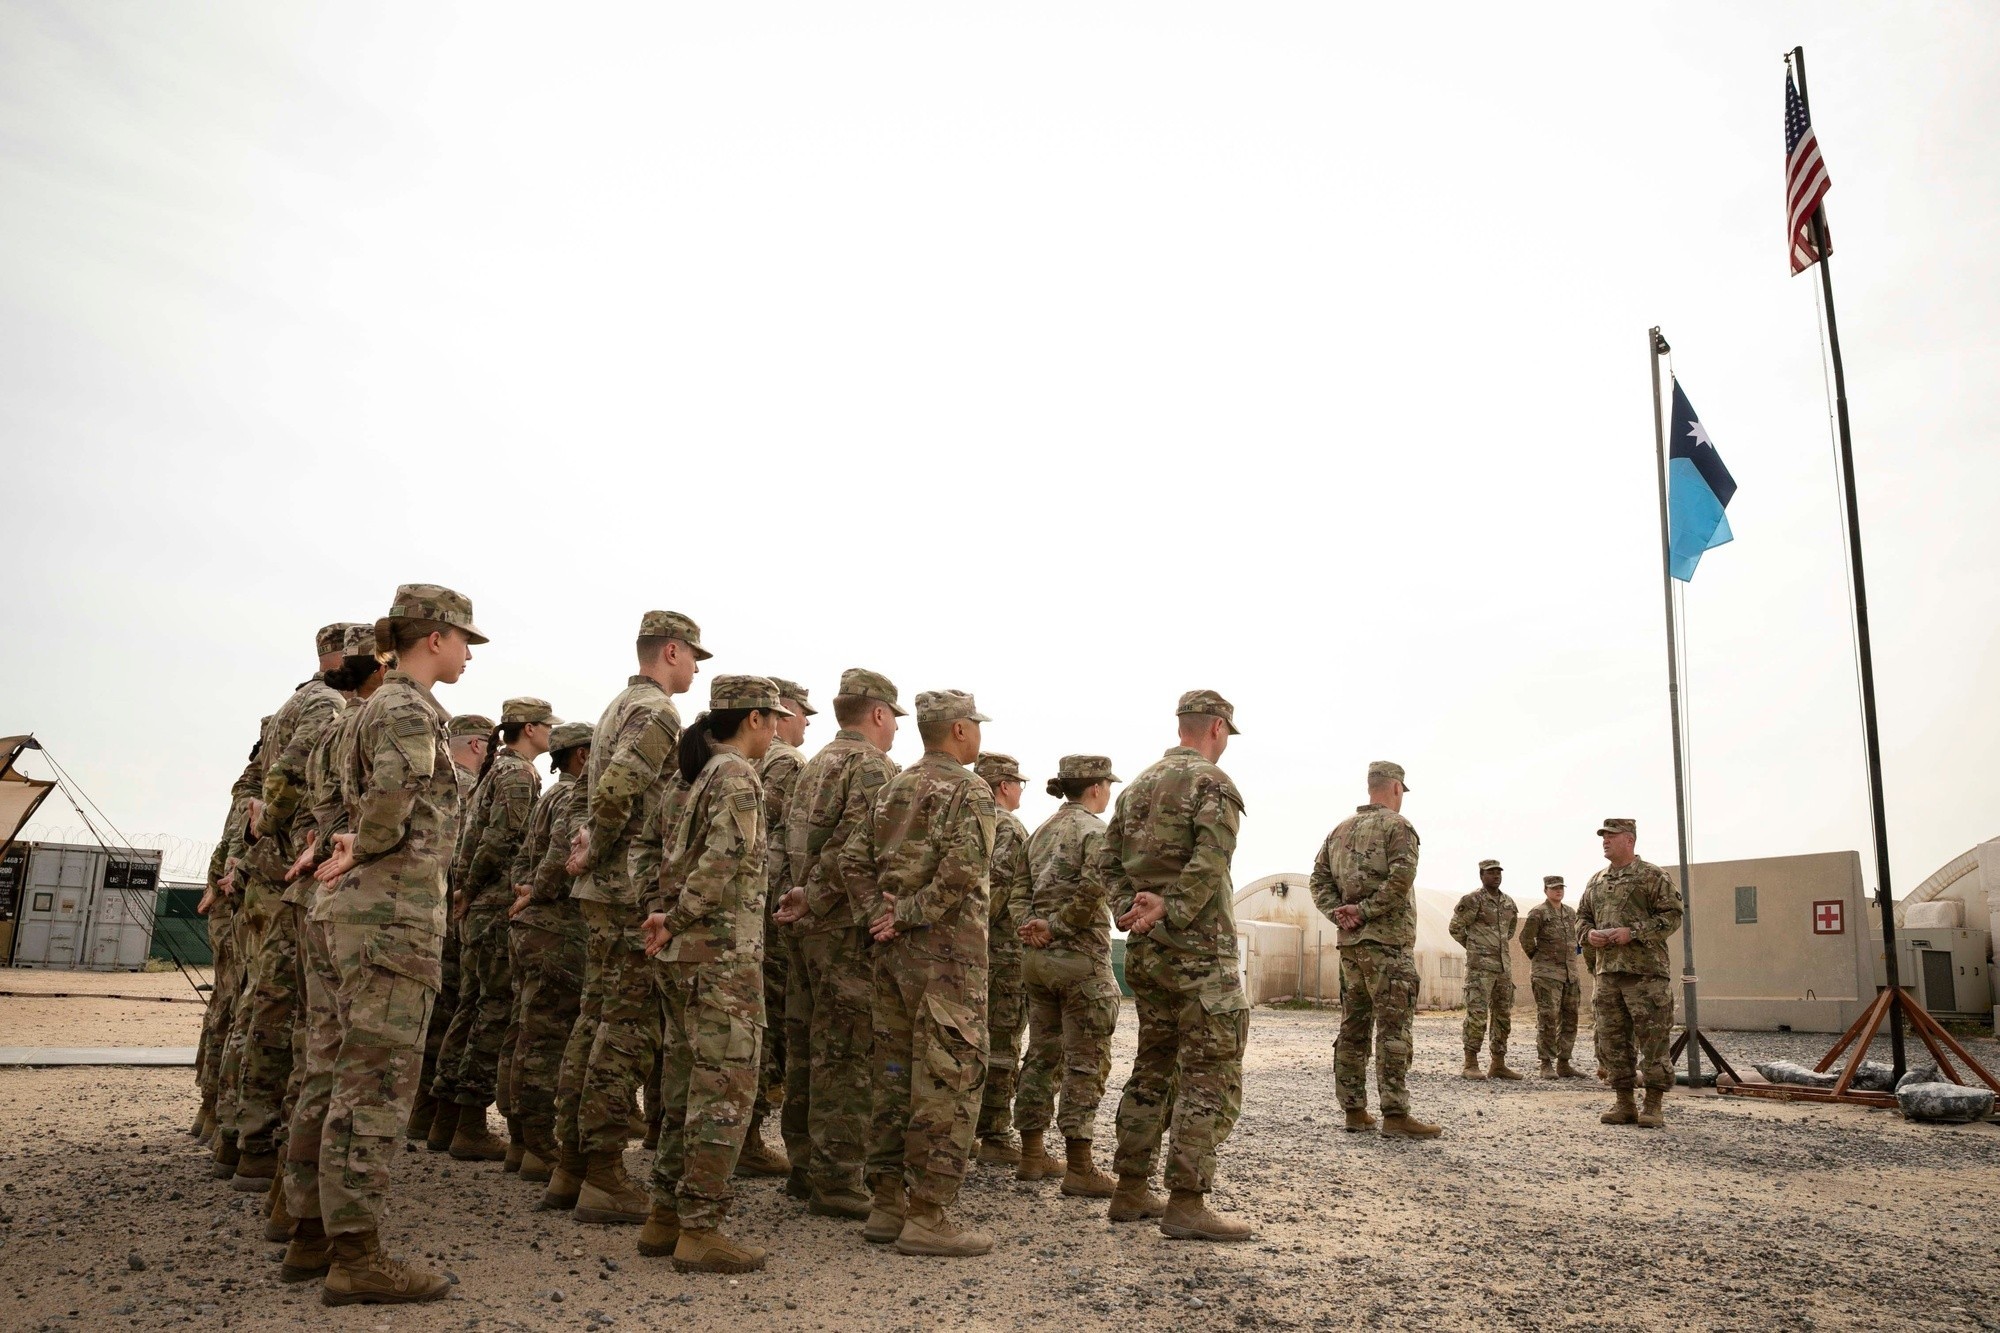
[1104,690,1255,1242]
[297,583,484,1305]
[770,669,903,1219]
[1312,761,1441,1140]
[1449,859,1523,1081]
[408,713,492,1142]
[1577,818,1683,1127]
[972,752,1033,1167]
[549,611,705,1220]
[1014,754,1122,1198]
[1519,874,1584,1077]
[193,732,264,1145]
[849,689,998,1257]
[635,676,794,1274]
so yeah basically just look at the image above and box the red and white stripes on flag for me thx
[1786,72,1832,275]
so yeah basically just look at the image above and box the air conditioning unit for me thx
[1871,928,1992,1015]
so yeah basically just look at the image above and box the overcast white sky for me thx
[3,3,1994,914]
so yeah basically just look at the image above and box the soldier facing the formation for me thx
[1519,873,1583,1077]
[1577,818,1683,1128]
[1449,858,1522,1081]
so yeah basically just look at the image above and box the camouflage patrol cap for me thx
[500,696,559,726]
[317,622,360,657]
[375,584,487,653]
[1597,817,1636,837]
[1478,858,1503,872]
[1366,760,1410,791]
[837,668,908,717]
[447,714,495,740]
[549,721,594,751]
[973,752,1026,786]
[916,690,989,725]
[771,677,818,715]
[1176,689,1239,735]
[340,624,378,657]
[637,610,711,660]
[709,674,795,716]
[1543,875,1566,890]
[1055,755,1120,783]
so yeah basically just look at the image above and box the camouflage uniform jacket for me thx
[651,748,768,984]
[1310,804,1418,950]
[1576,857,1681,978]
[1026,802,1112,962]
[784,729,897,934]
[209,754,265,892]
[759,739,804,905]
[573,675,681,908]
[1096,747,1244,966]
[455,748,539,913]
[1448,886,1518,972]
[510,771,582,936]
[453,764,477,801]
[314,670,458,943]
[1519,899,1582,980]
[254,676,347,900]
[987,808,1031,973]
[843,750,995,966]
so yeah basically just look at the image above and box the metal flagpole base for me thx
[1716,989,2000,1109]
[1670,1027,1736,1087]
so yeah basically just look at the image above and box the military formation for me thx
[189,583,1685,1306]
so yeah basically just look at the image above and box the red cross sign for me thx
[1813,900,1844,934]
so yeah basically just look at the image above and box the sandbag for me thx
[1851,1059,1900,1092]
[1895,1081,1995,1124]
[1754,1060,1838,1089]
[1894,1063,1942,1091]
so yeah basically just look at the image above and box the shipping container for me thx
[9,841,161,971]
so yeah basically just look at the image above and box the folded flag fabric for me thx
[1667,380,1736,582]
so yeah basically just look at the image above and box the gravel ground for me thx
[1,987,1996,1331]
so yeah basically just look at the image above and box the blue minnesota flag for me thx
[1667,380,1737,581]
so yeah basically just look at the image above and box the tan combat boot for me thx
[319,1229,449,1306]
[1342,1108,1378,1133]
[1635,1089,1667,1128]
[231,1150,279,1192]
[1488,1056,1524,1082]
[977,1133,1022,1166]
[263,1175,294,1243]
[503,1115,526,1172]
[575,1149,649,1224]
[1160,1190,1255,1242]
[519,1149,552,1183]
[1557,1059,1580,1079]
[808,1185,871,1220]
[196,1108,216,1146]
[423,1100,462,1153]
[1014,1131,1063,1182]
[187,1105,206,1138]
[1600,1090,1639,1125]
[540,1145,586,1211]
[863,1177,906,1244]
[210,1134,241,1179]
[449,1106,509,1162]
[1461,1053,1486,1080]
[895,1201,993,1257]
[1060,1138,1117,1199]
[733,1115,791,1178]
[1539,1061,1556,1078]
[636,1201,681,1258]
[673,1227,768,1274]
[1107,1175,1168,1223]
[1380,1113,1442,1139]
[280,1216,330,1283]
[404,1087,437,1141]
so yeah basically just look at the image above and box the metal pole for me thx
[1792,45,1905,1075]
[1649,326,1704,1086]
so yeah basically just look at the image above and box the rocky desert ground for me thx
[1,968,1996,1331]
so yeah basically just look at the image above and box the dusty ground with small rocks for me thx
[1,972,1996,1331]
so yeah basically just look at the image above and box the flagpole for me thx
[1791,44,1905,1076]
[1649,325,1702,1087]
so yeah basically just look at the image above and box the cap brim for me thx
[1595,827,1617,836]
[462,624,489,645]
[797,702,819,716]
[1108,772,1122,783]
[970,711,991,723]
[773,703,796,718]
[888,701,909,717]
[692,645,713,661]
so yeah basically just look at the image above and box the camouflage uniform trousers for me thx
[1113,937,1248,1194]
[556,901,621,1158]
[575,901,663,1155]
[866,941,988,1208]
[976,951,1026,1140]
[649,957,764,1228]
[781,925,875,1195]
[508,921,585,1161]
[284,918,440,1236]
[1014,949,1120,1140]
[752,938,787,1121]
[1532,975,1581,1065]
[1593,972,1673,1092]
[196,911,241,1100]
[218,875,283,1138]
[1461,962,1514,1059]
[496,922,524,1119]
[415,928,460,1112]
[1334,942,1418,1116]
[236,899,307,1155]
[432,907,513,1109]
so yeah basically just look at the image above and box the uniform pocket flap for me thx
[362,929,443,992]
[352,1104,403,1139]
[1198,982,1250,1016]
[923,992,983,1047]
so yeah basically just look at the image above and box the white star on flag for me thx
[1686,419,1712,450]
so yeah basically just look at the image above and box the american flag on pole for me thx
[1786,71,1833,275]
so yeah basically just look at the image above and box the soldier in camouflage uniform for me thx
[844,690,996,1257]
[407,712,491,1142]
[1312,760,1440,1140]
[501,721,592,1179]
[195,733,265,1145]
[770,669,902,1218]
[1103,691,1254,1242]
[216,621,356,1186]
[1519,874,1583,1077]
[285,583,483,1305]
[972,752,1032,1166]
[1448,859,1522,1080]
[1578,818,1682,1127]
[1014,754,1121,1197]
[551,611,704,1221]
[432,697,556,1164]
[635,676,793,1274]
